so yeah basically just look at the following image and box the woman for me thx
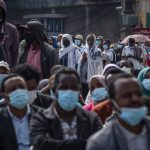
[137,67,150,97]
[59,34,81,69]
[78,34,103,81]
[83,75,112,123]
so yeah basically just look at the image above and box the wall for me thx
[6,2,119,41]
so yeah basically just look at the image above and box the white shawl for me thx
[86,34,103,81]
[59,34,81,69]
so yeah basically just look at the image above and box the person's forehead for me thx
[0,66,8,70]
[5,77,25,86]
[59,73,78,82]
[87,35,94,39]
[114,78,139,91]
[120,61,131,65]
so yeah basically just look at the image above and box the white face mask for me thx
[122,66,131,74]
[57,42,61,48]
[28,90,37,104]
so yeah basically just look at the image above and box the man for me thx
[0,0,19,67]
[96,36,104,51]
[0,74,41,150]
[30,68,102,150]
[86,73,150,150]
[74,34,86,53]
[116,60,134,75]
[122,38,143,77]
[114,40,124,62]
[103,40,116,64]
[13,64,54,108]
[18,20,59,78]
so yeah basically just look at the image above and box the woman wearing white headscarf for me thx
[78,34,103,81]
[59,34,81,69]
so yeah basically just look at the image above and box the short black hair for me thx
[107,73,133,99]
[1,74,20,93]
[54,68,80,88]
[128,38,135,43]
[116,60,134,68]
[13,64,41,83]
[50,65,65,76]
[104,39,111,45]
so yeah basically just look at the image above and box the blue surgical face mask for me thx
[75,39,81,46]
[142,79,150,91]
[57,90,79,111]
[121,66,131,74]
[92,87,108,102]
[119,106,148,126]
[96,40,100,46]
[103,44,108,50]
[117,44,123,49]
[9,89,29,109]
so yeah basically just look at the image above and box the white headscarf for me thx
[59,34,81,69]
[102,64,121,75]
[86,34,103,81]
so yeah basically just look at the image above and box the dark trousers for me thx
[81,83,89,101]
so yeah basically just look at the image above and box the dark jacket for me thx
[18,42,59,79]
[0,1,19,67]
[33,92,54,109]
[18,20,59,78]
[30,102,102,150]
[86,117,150,150]
[0,105,42,150]
[0,44,5,61]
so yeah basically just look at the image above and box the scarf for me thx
[86,34,103,81]
[137,67,150,97]
[59,34,81,69]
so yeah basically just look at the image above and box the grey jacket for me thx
[86,117,150,150]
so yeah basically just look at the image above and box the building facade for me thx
[5,0,121,41]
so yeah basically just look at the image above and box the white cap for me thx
[75,34,83,40]
[0,61,10,71]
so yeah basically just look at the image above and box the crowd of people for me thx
[0,0,150,150]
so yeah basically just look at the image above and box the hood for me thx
[0,1,6,23]
[51,36,58,49]
[27,20,48,45]
[61,34,74,48]
[137,67,150,97]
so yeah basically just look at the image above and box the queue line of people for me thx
[0,1,150,150]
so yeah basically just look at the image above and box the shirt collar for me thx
[117,120,147,140]
[53,107,77,123]
[7,104,31,120]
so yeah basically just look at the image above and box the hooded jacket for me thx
[0,1,19,67]
[18,20,59,78]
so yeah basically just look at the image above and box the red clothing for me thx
[26,45,42,72]
[93,100,112,124]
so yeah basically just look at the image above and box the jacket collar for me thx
[44,101,88,122]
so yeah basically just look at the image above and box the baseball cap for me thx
[0,61,10,71]
[75,34,83,40]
